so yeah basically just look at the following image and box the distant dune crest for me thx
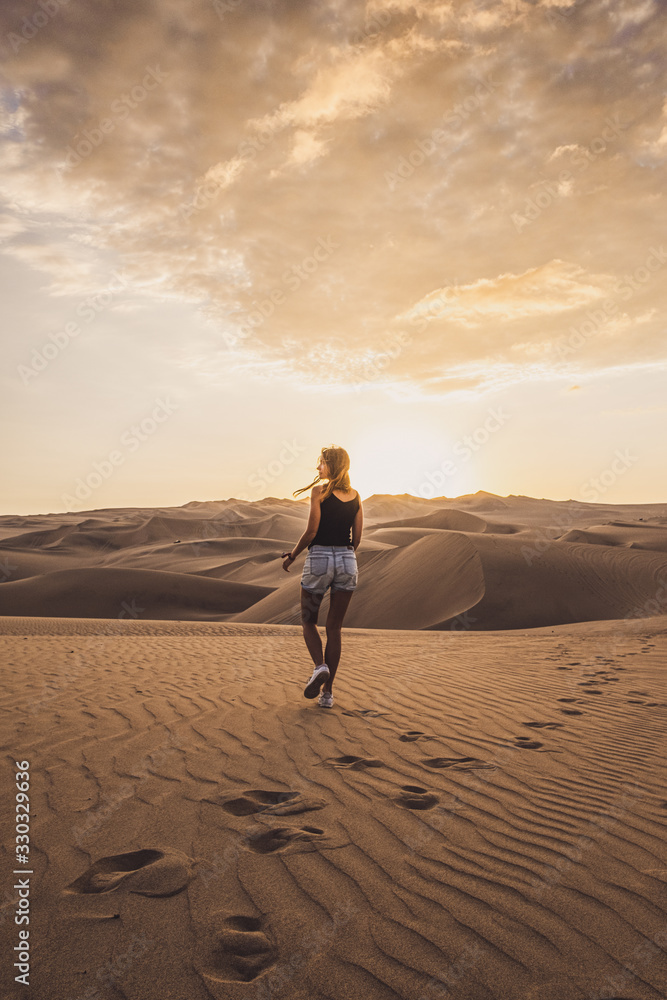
[1,493,666,630]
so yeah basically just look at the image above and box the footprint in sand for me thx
[212,789,326,817]
[323,755,383,769]
[521,721,564,730]
[395,785,439,810]
[560,708,584,715]
[398,731,430,742]
[64,848,193,897]
[202,913,276,983]
[420,756,495,771]
[513,738,544,750]
[557,697,579,703]
[244,826,327,854]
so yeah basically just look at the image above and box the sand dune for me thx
[435,533,667,631]
[0,567,271,620]
[561,521,667,553]
[1,613,665,1000]
[374,506,488,533]
[234,530,486,630]
[1,493,667,630]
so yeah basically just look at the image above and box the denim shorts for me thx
[301,545,358,595]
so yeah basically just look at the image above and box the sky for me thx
[1,0,666,515]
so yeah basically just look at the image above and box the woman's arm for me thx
[350,498,363,551]
[282,485,322,568]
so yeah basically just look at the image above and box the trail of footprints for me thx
[552,639,662,708]
[62,637,661,985]
[367,636,662,813]
[62,788,333,984]
[213,788,331,855]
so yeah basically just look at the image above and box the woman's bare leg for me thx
[300,587,324,665]
[323,589,354,691]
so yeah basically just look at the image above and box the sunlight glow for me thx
[348,421,449,499]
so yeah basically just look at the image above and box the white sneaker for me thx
[318,690,334,708]
[304,663,330,699]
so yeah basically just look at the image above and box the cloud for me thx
[285,129,329,168]
[266,46,394,129]
[0,0,665,394]
[403,260,617,327]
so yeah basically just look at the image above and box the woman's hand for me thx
[281,551,294,572]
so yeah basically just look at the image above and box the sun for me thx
[347,422,451,499]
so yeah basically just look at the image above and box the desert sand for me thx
[1,493,666,999]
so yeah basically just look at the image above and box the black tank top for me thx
[308,491,360,548]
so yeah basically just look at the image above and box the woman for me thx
[281,446,363,708]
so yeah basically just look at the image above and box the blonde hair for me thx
[293,445,352,503]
